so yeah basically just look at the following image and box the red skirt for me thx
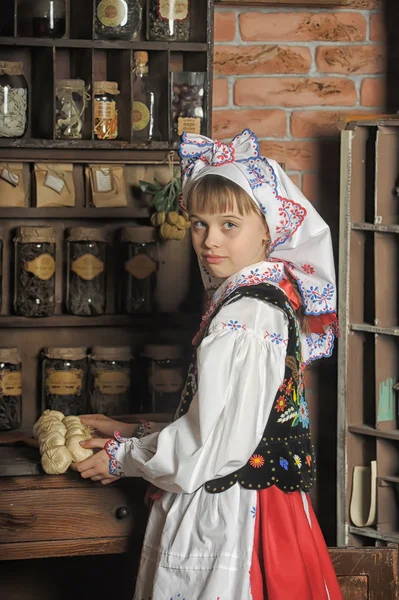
[250,487,343,600]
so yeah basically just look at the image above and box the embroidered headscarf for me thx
[179,128,338,365]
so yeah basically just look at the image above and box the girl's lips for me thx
[204,255,226,265]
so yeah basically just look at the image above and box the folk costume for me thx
[106,130,342,600]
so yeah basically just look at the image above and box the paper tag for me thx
[178,117,201,136]
[158,0,188,21]
[95,370,130,395]
[94,101,116,120]
[0,167,20,187]
[0,371,22,397]
[95,168,113,193]
[125,254,157,280]
[71,254,104,281]
[44,172,65,195]
[25,254,56,281]
[46,369,83,396]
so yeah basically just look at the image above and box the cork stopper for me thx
[56,79,85,94]
[43,347,87,361]
[134,51,149,65]
[15,227,55,243]
[94,81,120,96]
[0,348,21,365]
[91,347,132,362]
[0,61,24,76]
[142,344,183,361]
[67,227,108,243]
[121,226,157,244]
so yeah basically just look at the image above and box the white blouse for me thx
[114,295,288,494]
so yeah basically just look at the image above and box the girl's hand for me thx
[79,414,136,439]
[70,437,119,485]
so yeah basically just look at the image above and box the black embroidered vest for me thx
[177,283,316,495]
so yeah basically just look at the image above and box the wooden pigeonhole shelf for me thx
[338,119,399,547]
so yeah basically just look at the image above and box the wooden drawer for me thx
[0,474,148,561]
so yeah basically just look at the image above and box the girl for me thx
[73,129,342,600]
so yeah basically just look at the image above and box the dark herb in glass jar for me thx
[147,0,190,42]
[14,227,56,317]
[171,72,206,141]
[42,347,88,415]
[142,344,184,413]
[120,227,158,314]
[66,227,108,316]
[89,347,132,416]
[0,348,22,431]
[94,0,142,41]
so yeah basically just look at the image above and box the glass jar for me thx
[147,0,190,42]
[94,0,142,41]
[0,61,28,139]
[89,346,132,416]
[93,81,119,140]
[55,79,89,140]
[171,72,206,141]
[120,226,158,314]
[14,227,56,317]
[0,348,22,431]
[143,344,184,413]
[66,227,108,316]
[42,347,88,415]
[32,0,66,38]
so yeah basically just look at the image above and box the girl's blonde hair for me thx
[186,174,309,332]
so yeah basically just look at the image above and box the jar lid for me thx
[142,344,183,361]
[0,348,20,364]
[43,347,87,361]
[56,79,85,93]
[0,61,24,76]
[67,227,108,243]
[15,227,55,243]
[121,226,157,244]
[91,346,132,361]
[94,81,120,96]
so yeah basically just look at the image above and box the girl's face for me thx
[189,203,269,279]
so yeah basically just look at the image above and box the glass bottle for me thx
[14,227,56,317]
[93,81,119,140]
[0,348,22,431]
[32,0,66,38]
[132,51,158,142]
[42,347,88,415]
[66,227,108,316]
[0,61,28,139]
[147,0,190,42]
[94,0,142,41]
[89,346,132,416]
[120,226,158,313]
[55,79,89,140]
[142,344,184,413]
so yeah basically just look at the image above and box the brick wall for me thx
[212,0,385,205]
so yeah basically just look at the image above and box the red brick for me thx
[234,77,357,108]
[212,109,286,139]
[214,12,236,43]
[239,12,366,42]
[316,45,385,75]
[291,110,374,138]
[360,78,386,107]
[213,79,229,108]
[214,45,311,76]
[370,14,385,42]
[259,141,318,171]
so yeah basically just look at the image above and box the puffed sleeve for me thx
[107,297,289,494]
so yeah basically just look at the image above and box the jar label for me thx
[95,370,130,395]
[158,0,188,22]
[97,0,126,27]
[94,100,116,121]
[25,253,56,281]
[44,172,65,195]
[0,371,22,397]
[0,167,19,187]
[133,102,150,132]
[125,254,157,280]
[178,117,201,136]
[46,369,83,396]
[71,254,104,281]
[149,368,183,393]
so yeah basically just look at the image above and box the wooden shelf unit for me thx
[338,120,399,547]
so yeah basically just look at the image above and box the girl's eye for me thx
[193,220,206,230]
[224,222,237,230]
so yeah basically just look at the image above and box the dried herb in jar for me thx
[142,344,184,413]
[42,347,88,415]
[14,227,56,317]
[94,0,142,41]
[66,227,108,316]
[120,227,158,314]
[89,347,132,416]
[93,81,119,141]
[147,0,190,42]
[0,348,22,431]
[171,72,206,141]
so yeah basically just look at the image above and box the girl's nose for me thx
[204,226,221,248]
